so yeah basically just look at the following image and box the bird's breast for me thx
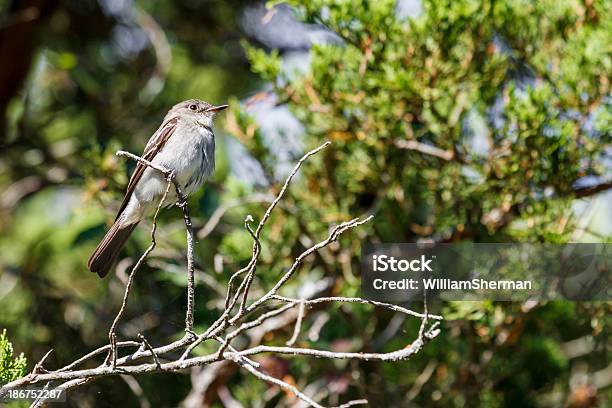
[155,124,215,195]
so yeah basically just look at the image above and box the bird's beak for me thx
[206,104,229,113]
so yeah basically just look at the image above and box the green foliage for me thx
[243,0,610,247]
[243,41,282,82]
[234,1,611,406]
[0,329,27,385]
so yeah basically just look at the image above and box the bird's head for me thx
[169,99,228,128]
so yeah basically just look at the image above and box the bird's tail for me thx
[88,221,138,278]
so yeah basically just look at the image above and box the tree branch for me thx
[0,142,442,408]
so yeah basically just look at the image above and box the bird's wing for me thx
[115,116,179,220]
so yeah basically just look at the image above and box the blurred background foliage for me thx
[0,0,610,407]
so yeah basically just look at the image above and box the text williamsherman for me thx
[373,278,532,291]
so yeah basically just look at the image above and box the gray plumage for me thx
[88,99,227,278]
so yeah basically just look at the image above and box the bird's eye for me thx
[189,104,198,111]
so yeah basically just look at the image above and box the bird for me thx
[88,99,228,278]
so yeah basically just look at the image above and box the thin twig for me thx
[395,139,455,161]
[418,286,429,340]
[173,180,196,334]
[55,341,139,373]
[137,334,161,369]
[243,216,374,316]
[32,349,53,374]
[270,295,442,320]
[231,339,426,362]
[226,142,331,316]
[230,352,368,408]
[116,151,170,175]
[213,336,259,368]
[286,300,305,346]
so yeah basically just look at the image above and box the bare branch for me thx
[174,180,196,334]
[0,141,442,408]
[225,141,331,317]
[116,150,171,175]
[418,287,428,340]
[286,300,305,346]
[270,295,442,320]
[137,334,161,369]
[230,354,327,408]
[231,338,428,362]
[256,141,331,236]
[55,341,139,373]
[228,354,367,408]
[244,216,374,315]
[395,139,455,161]
[32,349,53,374]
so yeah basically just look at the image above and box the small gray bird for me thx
[88,99,227,278]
